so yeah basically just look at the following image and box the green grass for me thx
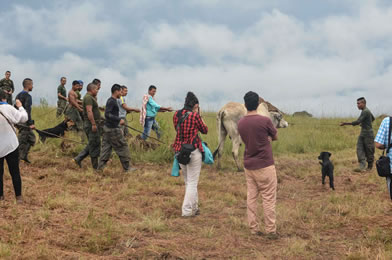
[0,106,391,259]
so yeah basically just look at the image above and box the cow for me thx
[213,101,288,171]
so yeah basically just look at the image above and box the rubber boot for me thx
[91,157,99,170]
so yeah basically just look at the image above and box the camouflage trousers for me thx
[119,117,130,137]
[97,126,131,171]
[65,106,83,132]
[357,135,375,169]
[18,125,36,160]
[74,126,101,169]
[56,99,67,118]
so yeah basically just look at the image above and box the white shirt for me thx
[0,104,28,157]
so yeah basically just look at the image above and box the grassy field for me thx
[1,106,392,259]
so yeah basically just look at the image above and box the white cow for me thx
[213,101,288,171]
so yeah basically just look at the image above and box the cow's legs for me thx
[215,127,227,169]
[232,136,243,172]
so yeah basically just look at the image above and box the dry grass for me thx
[0,107,391,259]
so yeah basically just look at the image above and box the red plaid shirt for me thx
[172,109,208,152]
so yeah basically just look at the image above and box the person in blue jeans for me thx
[140,85,172,140]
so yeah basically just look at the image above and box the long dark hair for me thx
[183,92,199,111]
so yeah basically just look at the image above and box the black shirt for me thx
[104,97,121,128]
[15,90,34,125]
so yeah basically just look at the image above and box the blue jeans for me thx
[142,117,161,140]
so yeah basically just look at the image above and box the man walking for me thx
[340,97,375,172]
[56,77,67,117]
[73,83,101,169]
[238,91,279,239]
[140,85,172,140]
[65,80,83,133]
[97,84,135,172]
[0,71,14,105]
[15,78,36,163]
[118,85,140,137]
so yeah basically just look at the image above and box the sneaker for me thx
[265,232,279,240]
[194,209,200,216]
[72,158,82,168]
[16,196,23,204]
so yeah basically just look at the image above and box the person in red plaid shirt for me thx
[173,92,208,217]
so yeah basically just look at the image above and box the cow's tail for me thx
[213,109,226,159]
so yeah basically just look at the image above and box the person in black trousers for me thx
[0,90,28,203]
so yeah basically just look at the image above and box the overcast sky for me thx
[1,0,392,117]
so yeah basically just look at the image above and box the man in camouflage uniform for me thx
[340,97,375,172]
[15,78,36,163]
[65,80,83,132]
[73,83,101,169]
[97,84,135,172]
[56,77,67,117]
[0,71,14,105]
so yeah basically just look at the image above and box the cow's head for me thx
[270,112,289,128]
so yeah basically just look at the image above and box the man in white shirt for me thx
[0,90,28,203]
[117,85,140,137]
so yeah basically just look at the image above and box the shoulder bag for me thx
[376,117,392,177]
[176,111,196,165]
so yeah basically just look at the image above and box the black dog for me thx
[318,152,335,190]
[37,120,72,143]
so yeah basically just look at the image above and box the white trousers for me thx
[180,149,202,216]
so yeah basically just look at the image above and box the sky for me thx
[1,0,392,117]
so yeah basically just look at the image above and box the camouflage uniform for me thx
[56,84,67,117]
[0,78,14,105]
[18,126,36,160]
[15,90,35,161]
[65,106,83,132]
[97,97,131,171]
[97,126,131,171]
[74,93,102,169]
[352,107,375,170]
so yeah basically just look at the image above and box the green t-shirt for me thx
[83,93,101,125]
[352,107,375,136]
[57,84,66,100]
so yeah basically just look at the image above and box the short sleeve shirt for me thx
[57,84,66,100]
[238,114,277,170]
[117,96,127,118]
[375,117,392,171]
[83,93,101,125]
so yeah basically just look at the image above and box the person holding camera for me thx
[172,92,208,217]
[0,90,28,203]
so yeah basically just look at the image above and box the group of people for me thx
[0,72,173,202]
[1,69,392,240]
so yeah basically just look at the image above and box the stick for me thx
[124,125,166,144]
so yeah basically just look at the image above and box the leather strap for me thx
[0,110,17,135]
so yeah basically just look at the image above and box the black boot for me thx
[91,157,99,170]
